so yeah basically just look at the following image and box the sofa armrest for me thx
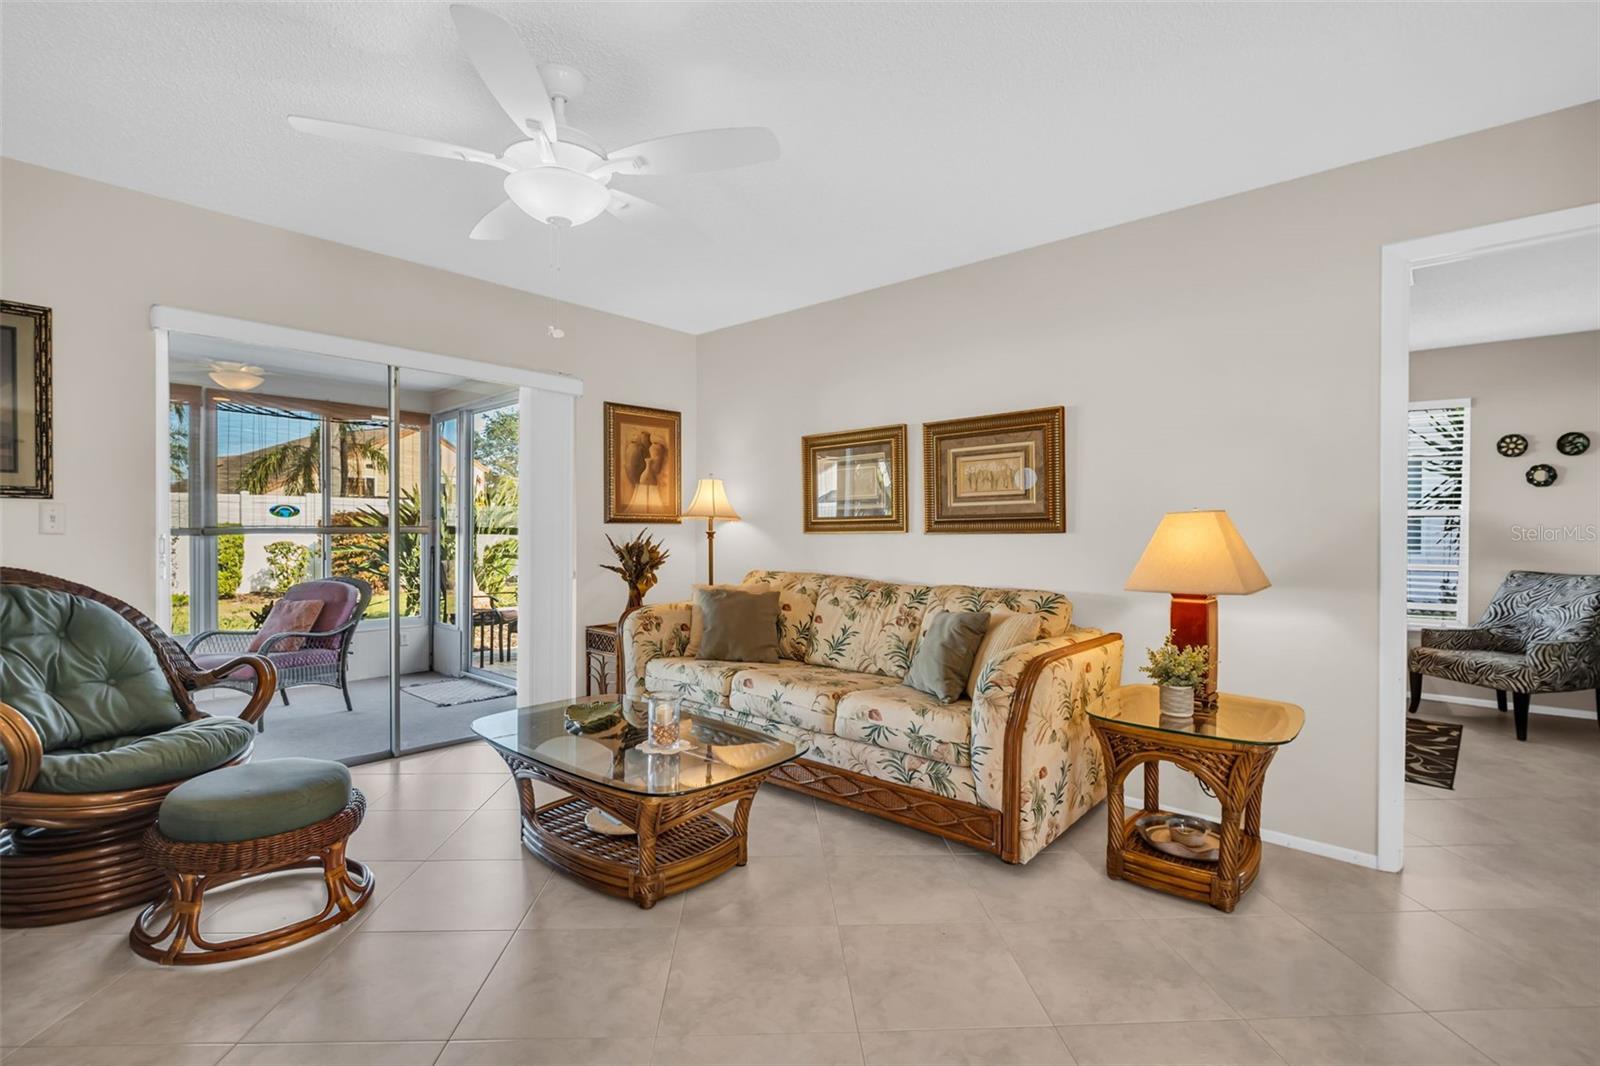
[0,700,44,795]
[621,601,695,699]
[971,629,1123,863]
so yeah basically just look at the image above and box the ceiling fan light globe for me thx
[208,362,265,391]
[504,166,610,226]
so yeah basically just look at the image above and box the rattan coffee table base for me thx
[522,795,744,907]
[496,752,779,909]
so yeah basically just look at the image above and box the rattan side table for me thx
[1089,685,1303,913]
[585,622,619,695]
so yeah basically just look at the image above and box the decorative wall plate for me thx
[1496,434,1529,457]
[1556,431,1590,456]
[1526,463,1558,487]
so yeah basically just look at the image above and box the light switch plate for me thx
[39,503,64,535]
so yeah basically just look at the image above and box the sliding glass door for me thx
[392,379,520,752]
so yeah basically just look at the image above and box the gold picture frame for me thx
[0,300,53,499]
[802,424,907,533]
[604,401,682,524]
[923,406,1064,533]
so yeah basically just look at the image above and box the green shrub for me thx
[217,534,244,598]
[474,538,518,600]
[264,540,313,594]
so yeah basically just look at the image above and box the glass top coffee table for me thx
[473,698,808,909]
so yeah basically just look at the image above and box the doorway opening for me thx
[1377,203,1599,870]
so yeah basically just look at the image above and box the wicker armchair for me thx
[1409,570,1600,741]
[0,566,274,926]
[188,577,371,724]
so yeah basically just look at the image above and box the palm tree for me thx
[238,422,388,496]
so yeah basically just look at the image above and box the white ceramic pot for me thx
[1159,685,1195,718]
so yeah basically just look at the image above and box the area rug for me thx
[402,677,514,707]
[1405,718,1463,790]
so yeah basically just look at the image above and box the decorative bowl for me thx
[1166,816,1210,849]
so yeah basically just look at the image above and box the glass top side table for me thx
[1088,685,1304,912]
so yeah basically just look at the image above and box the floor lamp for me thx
[683,477,740,584]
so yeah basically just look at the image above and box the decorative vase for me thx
[625,585,646,611]
[1159,684,1194,718]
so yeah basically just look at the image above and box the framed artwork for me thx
[604,401,681,523]
[802,424,907,532]
[0,300,53,499]
[923,406,1064,533]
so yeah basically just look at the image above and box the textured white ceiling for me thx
[4,2,1597,334]
[1411,231,1600,351]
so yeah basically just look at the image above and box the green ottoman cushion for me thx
[158,758,353,844]
[34,717,257,794]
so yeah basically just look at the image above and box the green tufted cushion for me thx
[0,584,184,750]
[35,717,256,793]
[158,758,353,843]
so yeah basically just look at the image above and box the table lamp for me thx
[1125,509,1269,706]
[683,476,740,584]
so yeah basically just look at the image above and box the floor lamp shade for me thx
[1126,510,1269,703]
[683,477,740,584]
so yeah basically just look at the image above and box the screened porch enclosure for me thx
[166,338,520,763]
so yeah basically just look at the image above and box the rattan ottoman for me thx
[130,758,374,965]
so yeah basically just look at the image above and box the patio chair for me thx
[0,566,272,926]
[188,577,371,723]
[471,591,517,670]
[1409,570,1600,741]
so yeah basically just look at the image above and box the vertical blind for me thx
[1406,400,1471,626]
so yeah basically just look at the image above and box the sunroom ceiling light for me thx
[208,362,265,391]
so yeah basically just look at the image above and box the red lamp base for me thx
[1170,593,1219,709]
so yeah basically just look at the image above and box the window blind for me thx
[1406,400,1471,626]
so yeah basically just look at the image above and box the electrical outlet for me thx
[38,504,64,535]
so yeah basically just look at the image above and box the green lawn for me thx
[171,591,403,636]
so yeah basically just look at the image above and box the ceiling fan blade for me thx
[601,127,779,177]
[449,4,558,143]
[288,116,508,169]
[469,199,532,240]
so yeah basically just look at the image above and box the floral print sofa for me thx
[623,570,1123,863]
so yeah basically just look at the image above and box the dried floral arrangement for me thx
[602,530,670,609]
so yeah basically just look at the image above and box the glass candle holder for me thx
[645,694,681,752]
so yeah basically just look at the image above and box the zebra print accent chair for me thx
[1409,570,1600,741]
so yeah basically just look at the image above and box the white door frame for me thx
[149,306,582,730]
[1376,203,1599,872]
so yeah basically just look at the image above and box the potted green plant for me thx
[1140,634,1209,717]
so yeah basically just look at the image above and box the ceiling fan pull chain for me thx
[548,222,566,339]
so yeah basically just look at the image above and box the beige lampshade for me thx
[683,477,740,522]
[1125,510,1270,595]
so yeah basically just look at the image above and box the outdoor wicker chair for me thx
[0,566,272,926]
[188,577,371,723]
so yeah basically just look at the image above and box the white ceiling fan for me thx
[288,4,779,240]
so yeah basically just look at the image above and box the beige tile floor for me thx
[1,697,1595,1065]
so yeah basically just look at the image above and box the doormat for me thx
[1405,718,1463,791]
[403,677,513,707]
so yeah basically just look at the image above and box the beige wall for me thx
[0,159,702,661]
[1411,331,1600,712]
[696,103,1600,858]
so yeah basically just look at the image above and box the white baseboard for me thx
[1419,692,1595,721]
[1122,794,1381,870]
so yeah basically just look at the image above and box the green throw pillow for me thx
[904,610,990,703]
[696,586,781,663]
